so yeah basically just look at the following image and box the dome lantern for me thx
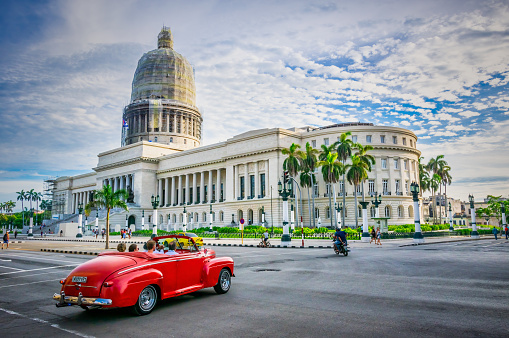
[158,27,173,49]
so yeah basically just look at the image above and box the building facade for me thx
[48,28,422,231]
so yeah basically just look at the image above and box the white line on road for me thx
[0,278,62,289]
[0,253,85,264]
[0,264,79,276]
[0,307,95,338]
[0,269,73,280]
[0,265,25,271]
[0,259,12,261]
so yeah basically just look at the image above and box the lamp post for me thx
[125,214,129,232]
[85,215,88,233]
[371,193,382,218]
[335,202,343,228]
[76,203,83,238]
[501,203,507,237]
[95,210,99,234]
[469,194,479,239]
[410,182,424,244]
[151,195,159,239]
[448,202,454,231]
[278,172,292,247]
[141,210,145,231]
[360,200,370,242]
[28,208,33,237]
[209,204,213,230]
[183,205,187,232]
[290,203,295,233]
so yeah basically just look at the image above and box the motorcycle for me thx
[333,240,349,256]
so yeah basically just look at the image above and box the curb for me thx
[40,248,99,255]
[204,242,332,249]
[399,236,494,247]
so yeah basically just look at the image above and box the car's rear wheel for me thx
[132,285,158,316]
[213,268,231,294]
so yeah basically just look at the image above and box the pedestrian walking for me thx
[370,227,376,244]
[101,229,105,239]
[376,227,382,246]
[505,226,508,240]
[128,228,132,239]
[2,231,9,249]
[14,230,17,239]
[492,227,499,240]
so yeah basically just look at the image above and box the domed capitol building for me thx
[48,28,421,232]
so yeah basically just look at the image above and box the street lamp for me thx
[27,208,34,237]
[151,194,159,239]
[209,204,213,230]
[468,194,479,239]
[501,202,507,237]
[359,199,370,242]
[125,214,129,232]
[182,205,187,232]
[371,193,382,218]
[278,171,293,247]
[448,202,454,231]
[335,202,343,228]
[95,210,99,234]
[410,182,424,244]
[76,202,83,238]
[141,210,145,230]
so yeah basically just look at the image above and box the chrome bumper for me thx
[53,291,112,307]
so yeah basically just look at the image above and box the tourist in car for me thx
[165,241,178,255]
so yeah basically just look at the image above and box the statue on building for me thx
[126,186,135,203]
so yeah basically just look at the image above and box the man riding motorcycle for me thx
[333,227,347,252]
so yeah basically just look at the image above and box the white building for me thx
[48,28,421,231]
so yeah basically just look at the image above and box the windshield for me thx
[158,237,198,252]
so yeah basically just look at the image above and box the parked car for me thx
[174,232,204,247]
[53,234,234,315]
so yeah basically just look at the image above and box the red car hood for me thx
[63,255,138,297]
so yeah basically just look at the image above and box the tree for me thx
[346,155,369,227]
[32,192,42,225]
[16,190,26,227]
[439,165,452,224]
[317,152,343,228]
[299,142,319,227]
[85,185,128,249]
[336,132,354,226]
[354,143,376,202]
[282,143,302,178]
[429,173,441,224]
[427,155,447,224]
[5,201,15,213]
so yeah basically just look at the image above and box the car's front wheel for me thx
[132,285,158,316]
[213,268,231,294]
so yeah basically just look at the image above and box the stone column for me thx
[254,162,259,198]
[244,163,249,199]
[226,165,234,202]
[200,172,205,203]
[192,173,197,204]
[178,175,183,205]
[216,169,221,202]
[171,176,176,205]
[235,165,240,199]
[207,170,212,202]
[158,179,163,206]
[165,178,170,206]
[185,174,190,205]
[265,160,270,199]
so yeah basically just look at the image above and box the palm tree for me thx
[438,165,452,224]
[346,155,369,228]
[16,190,26,226]
[85,184,128,249]
[336,132,354,226]
[429,173,441,224]
[299,142,319,227]
[282,143,302,178]
[317,152,343,228]
[0,202,4,214]
[354,143,376,202]
[6,201,15,213]
[427,155,447,224]
[32,192,42,225]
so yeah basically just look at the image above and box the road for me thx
[0,240,508,337]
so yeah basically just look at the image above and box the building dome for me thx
[130,27,196,106]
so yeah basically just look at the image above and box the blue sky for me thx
[1,0,508,209]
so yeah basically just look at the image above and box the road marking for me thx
[0,269,73,280]
[0,264,79,276]
[0,253,85,264]
[0,278,62,289]
[239,250,329,258]
[0,265,25,271]
[0,307,95,338]
[0,259,12,261]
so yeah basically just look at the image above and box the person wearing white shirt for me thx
[165,241,178,255]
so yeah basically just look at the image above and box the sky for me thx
[1,0,508,210]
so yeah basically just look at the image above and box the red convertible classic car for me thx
[53,235,234,315]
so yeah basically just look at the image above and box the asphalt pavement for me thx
[0,238,508,337]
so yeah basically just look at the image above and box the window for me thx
[358,206,362,217]
[408,206,414,218]
[385,206,391,217]
[394,159,399,169]
[314,208,320,219]
[368,179,375,194]
[366,135,372,143]
[311,140,316,148]
[403,138,407,145]
[410,139,413,147]
[356,184,361,194]
[398,205,404,217]
[326,207,330,219]
[381,158,387,169]
[240,177,245,198]
[404,160,408,170]
[155,136,158,142]
[339,181,344,194]
[352,135,357,143]
[212,184,216,201]
[405,181,409,194]
[184,139,187,144]
[370,206,376,218]
[326,184,331,195]
[344,207,348,217]
[260,173,266,197]
[313,183,319,197]
[395,180,400,194]
[380,135,386,143]
[324,138,329,146]
[383,179,389,194]
[170,137,173,143]
[250,175,255,198]
[220,183,224,201]
[393,136,397,144]
[204,186,207,203]
[220,211,224,222]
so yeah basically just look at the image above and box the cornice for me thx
[93,157,159,172]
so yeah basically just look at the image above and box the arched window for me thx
[194,212,199,222]
[385,206,391,218]
[179,214,183,223]
[398,205,404,218]
[237,210,243,222]
[370,206,376,218]
[314,208,320,219]
[408,205,414,218]
[220,211,224,222]
[202,212,207,223]
[159,214,163,224]
[326,207,330,219]
[173,214,176,223]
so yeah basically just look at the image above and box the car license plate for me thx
[72,276,87,283]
